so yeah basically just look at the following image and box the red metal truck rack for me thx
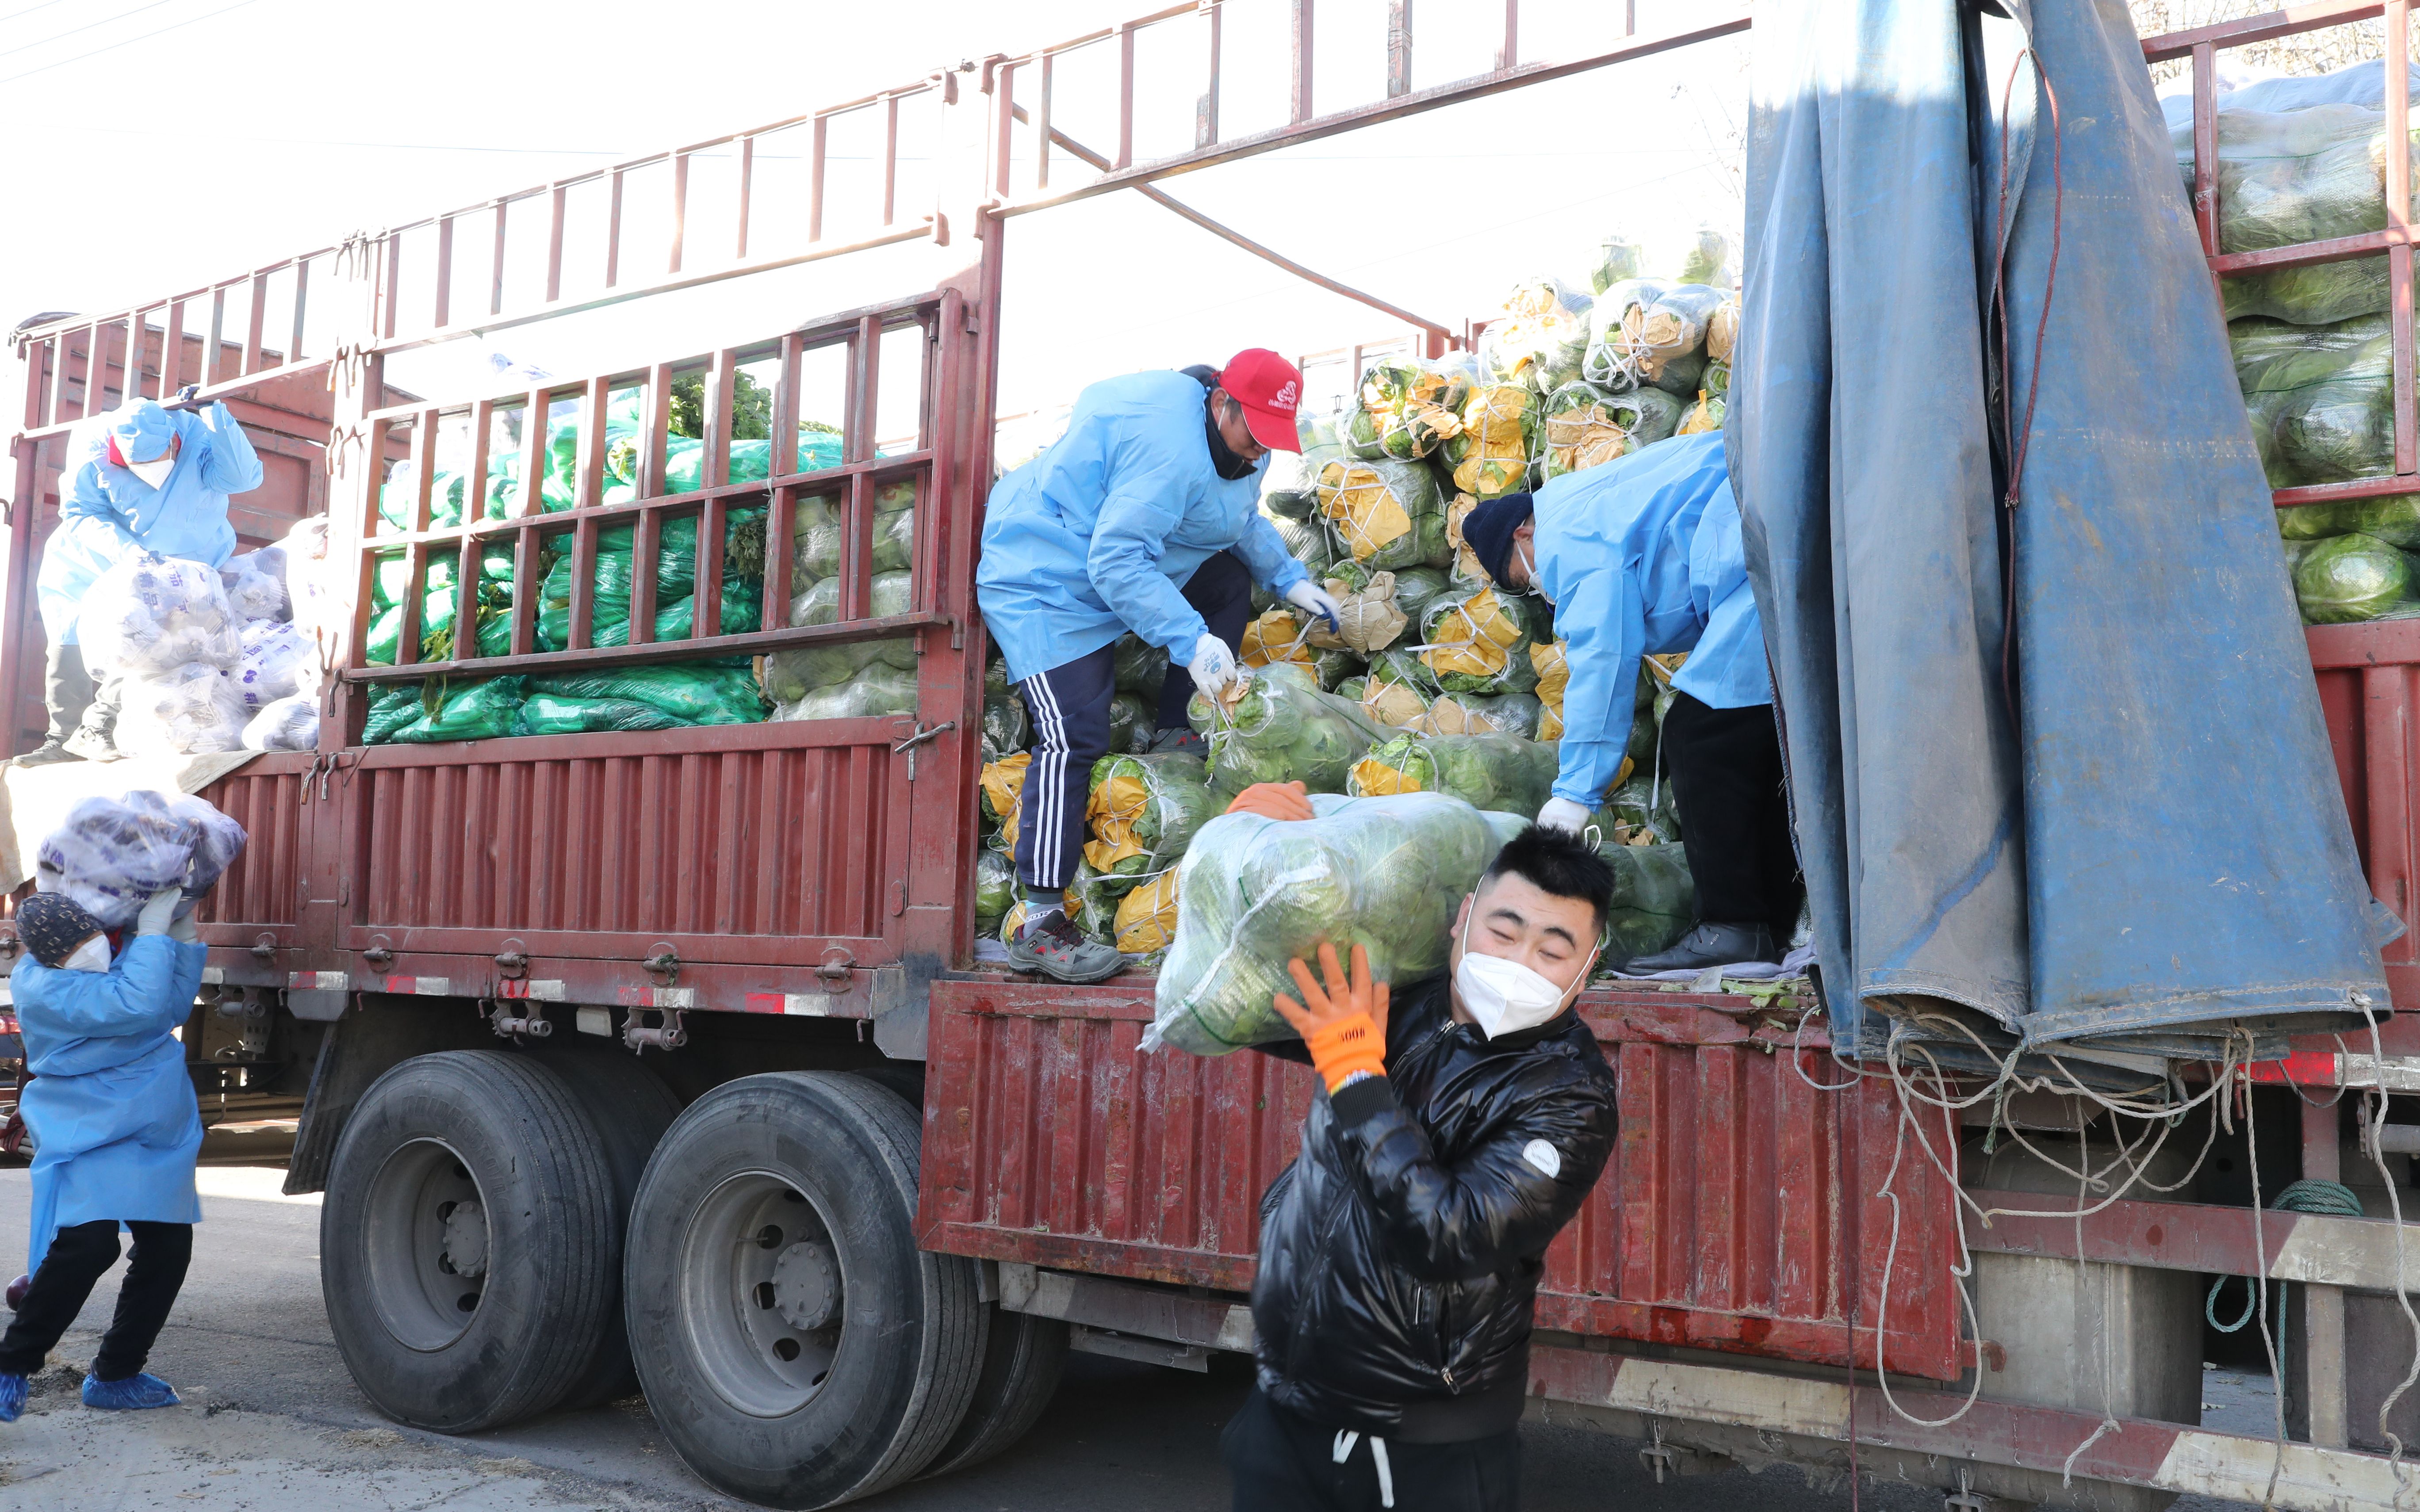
[7,3,2420,1508]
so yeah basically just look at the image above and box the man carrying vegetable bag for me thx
[1221,814,1620,1511]
[1459,431,1799,973]
[0,886,207,1421]
[976,351,1343,984]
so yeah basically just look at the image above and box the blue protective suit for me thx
[976,371,1308,683]
[13,935,207,1273]
[1537,431,1770,807]
[36,400,262,645]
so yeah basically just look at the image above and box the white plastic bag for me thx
[220,546,290,623]
[79,551,239,677]
[279,517,339,693]
[168,792,248,897]
[233,619,310,710]
[34,790,246,928]
[115,661,247,757]
[241,693,319,752]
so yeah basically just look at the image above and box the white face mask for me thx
[60,934,111,974]
[127,454,176,490]
[1453,945,1594,1039]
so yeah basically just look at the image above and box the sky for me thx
[0,0,1751,427]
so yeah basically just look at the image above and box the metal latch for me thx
[892,720,956,780]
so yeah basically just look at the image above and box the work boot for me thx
[82,1372,179,1411]
[1617,921,1776,975]
[10,738,82,767]
[1147,727,1205,757]
[1007,909,1127,985]
[61,725,117,763]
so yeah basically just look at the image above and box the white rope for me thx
[2355,997,2420,1506]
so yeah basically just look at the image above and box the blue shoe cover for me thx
[0,1372,23,1422]
[82,1371,178,1410]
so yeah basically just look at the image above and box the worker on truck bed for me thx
[1460,431,1800,974]
[19,393,263,767]
[1218,802,1620,1512]
[976,350,1342,985]
[0,888,206,1422]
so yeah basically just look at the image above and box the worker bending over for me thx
[22,393,262,766]
[1460,431,1797,972]
[1223,806,1620,1512]
[0,888,207,1421]
[976,351,1341,985]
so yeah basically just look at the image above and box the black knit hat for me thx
[1461,493,1535,586]
[17,892,103,969]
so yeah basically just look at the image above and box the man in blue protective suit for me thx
[1459,431,1799,973]
[0,887,205,1421]
[977,349,1343,984]
[20,393,263,766]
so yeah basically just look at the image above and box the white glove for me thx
[134,887,181,937]
[1188,634,1241,701]
[1284,579,1344,635]
[168,900,199,944]
[1536,797,1593,836]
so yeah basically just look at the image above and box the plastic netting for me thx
[35,791,248,927]
[1187,662,1387,794]
[1347,729,1559,815]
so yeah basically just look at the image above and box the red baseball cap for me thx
[1218,349,1303,454]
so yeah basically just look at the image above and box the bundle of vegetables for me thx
[525,664,766,725]
[378,451,517,531]
[1360,646,1438,729]
[762,572,916,702]
[1187,662,1387,794]
[1598,843,1697,960]
[1347,731,1559,816]
[363,683,425,744]
[1705,299,1739,365]
[1146,793,1525,1054]
[982,687,1031,760]
[1420,690,1543,740]
[974,848,1019,938]
[1084,752,1218,879]
[1538,382,1632,480]
[1590,231,1646,295]
[515,694,686,734]
[115,661,246,757]
[793,481,917,586]
[1598,770,1682,844]
[1480,276,1593,392]
[772,661,918,722]
[1677,389,1727,438]
[1626,660,1677,771]
[2294,532,2419,622]
[1441,382,1536,502]
[980,751,1031,856]
[1316,455,1451,571]
[536,510,766,653]
[1305,561,1409,656]
[1239,607,1360,691]
[2232,313,2393,486]
[1533,641,1569,741]
[1114,633,1172,699]
[1270,512,1339,575]
[365,545,519,666]
[1267,413,1347,519]
[1345,359,1470,461]
[1109,692,1153,756]
[1065,861,1133,948]
[1388,566,1451,628]
[379,677,528,744]
[2277,492,2420,546]
[1419,583,1547,695]
[1585,280,1723,396]
[1113,871,1180,956]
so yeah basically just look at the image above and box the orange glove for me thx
[1271,941,1392,1093]
[1226,780,1313,821]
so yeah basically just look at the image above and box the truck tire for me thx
[541,1047,684,1410]
[320,1051,615,1432]
[624,1071,986,1509]
[919,1309,1068,1478]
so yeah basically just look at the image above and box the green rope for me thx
[2203,1181,2366,1363]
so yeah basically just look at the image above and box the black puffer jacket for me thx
[1249,975,1619,1441]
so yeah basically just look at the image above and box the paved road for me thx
[0,1167,2263,1511]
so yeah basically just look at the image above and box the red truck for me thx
[6,5,2419,1508]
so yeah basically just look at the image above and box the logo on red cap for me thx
[1220,348,1305,454]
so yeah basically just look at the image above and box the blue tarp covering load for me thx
[1731,0,2395,1054]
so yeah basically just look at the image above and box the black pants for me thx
[1660,691,1802,940]
[1015,551,1253,891]
[1221,1387,1519,1512]
[0,1219,192,1381]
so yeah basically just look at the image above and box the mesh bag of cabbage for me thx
[1084,752,1219,879]
[974,847,1018,937]
[771,661,918,721]
[1113,869,1181,955]
[980,751,1031,855]
[1306,562,1409,656]
[1188,662,1388,794]
[2232,313,2395,487]
[2294,531,2420,622]
[1361,646,1438,729]
[1145,793,1526,1054]
[1583,280,1720,396]
[1315,455,1451,572]
[1442,383,1537,502]
[1480,276,1593,392]
[1418,583,1547,695]
[1240,607,1362,690]
[1344,358,1470,462]
[1598,841,1696,960]
[1420,690,1544,740]
[1348,730,1560,816]
[1113,633,1172,698]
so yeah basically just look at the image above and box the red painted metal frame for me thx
[919,979,1965,1382]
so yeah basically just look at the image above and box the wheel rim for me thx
[678,1171,846,1418]
[362,1138,488,1351]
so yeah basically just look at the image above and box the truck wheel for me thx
[624,1072,985,1509]
[320,1051,615,1432]
[919,1309,1067,1478]
[541,1047,684,1410]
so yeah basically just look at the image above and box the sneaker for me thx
[9,738,82,767]
[1007,909,1127,985]
[82,1371,179,1411]
[1615,921,1776,976]
[61,727,118,763]
[1146,727,1205,756]
[0,1372,23,1423]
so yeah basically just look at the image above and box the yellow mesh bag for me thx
[980,752,1031,859]
[1113,870,1179,955]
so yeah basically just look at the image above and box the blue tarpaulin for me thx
[1731,0,2393,1050]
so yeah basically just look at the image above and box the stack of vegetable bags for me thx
[1074,751,1218,958]
[78,552,247,757]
